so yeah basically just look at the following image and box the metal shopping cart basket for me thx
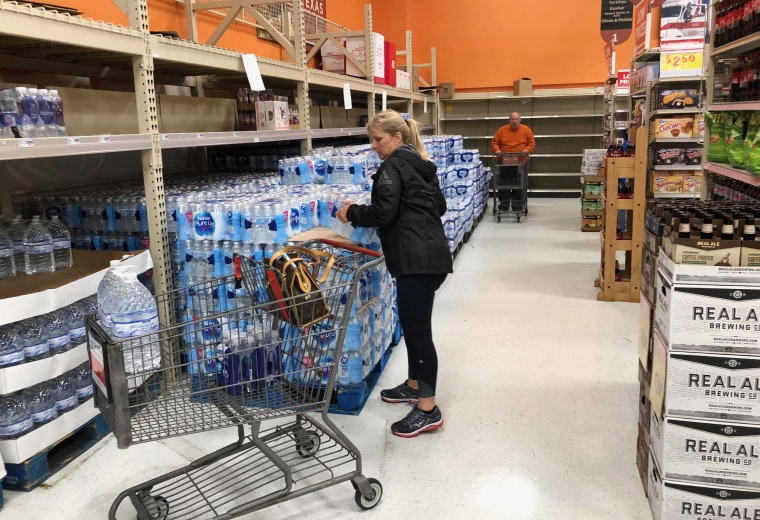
[86,238,385,520]
[492,151,530,223]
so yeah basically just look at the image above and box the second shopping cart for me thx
[493,151,530,223]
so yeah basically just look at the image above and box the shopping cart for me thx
[86,238,385,520]
[492,151,530,223]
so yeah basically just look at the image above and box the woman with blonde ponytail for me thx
[336,109,452,438]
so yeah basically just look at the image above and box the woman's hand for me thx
[336,200,353,223]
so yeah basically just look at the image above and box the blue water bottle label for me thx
[0,417,34,438]
[76,384,93,400]
[31,405,58,424]
[55,394,79,412]
[194,212,215,239]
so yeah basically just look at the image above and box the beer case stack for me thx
[637,226,760,519]
[580,149,608,232]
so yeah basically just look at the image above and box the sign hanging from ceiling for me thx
[303,0,326,17]
[600,0,634,44]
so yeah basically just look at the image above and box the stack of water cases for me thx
[644,252,760,520]
[0,295,96,462]
[0,214,73,280]
[434,135,492,252]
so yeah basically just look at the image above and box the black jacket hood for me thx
[389,144,438,182]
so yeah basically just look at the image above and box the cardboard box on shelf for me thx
[654,148,684,165]
[658,89,701,109]
[439,82,455,99]
[683,147,702,165]
[662,232,741,267]
[647,450,760,520]
[682,173,702,194]
[654,117,694,139]
[651,175,683,194]
[657,251,760,286]
[654,270,760,354]
[743,242,760,267]
[345,32,384,83]
[650,411,760,489]
[384,41,396,87]
[693,113,705,138]
[513,78,533,97]
[255,100,289,130]
[396,70,411,90]
[650,328,760,422]
[320,37,346,57]
[322,55,346,74]
[638,290,654,372]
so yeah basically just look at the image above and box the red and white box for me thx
[345,32,384,83]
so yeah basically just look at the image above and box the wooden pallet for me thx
[330,346,395,416]
[3,414,111,492]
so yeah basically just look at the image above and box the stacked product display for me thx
[0,215,73,279]
[0,87,67,139]
[580,148,608,232]
[639,200,760,519]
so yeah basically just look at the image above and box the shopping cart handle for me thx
[320,238,382,258]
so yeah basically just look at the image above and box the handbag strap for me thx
[269,245,335,283]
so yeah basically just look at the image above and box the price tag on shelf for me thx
[424,98,428,113]
[98,135,111,144]
[381,91,387,111]
[160,134,169,141]
[233,131,240,137]
[18,139,34,148]
[343,83,353,110]
[67,137,80,145]
[242,54,266,92]
[659,50,703,78]
[196,133,204,139]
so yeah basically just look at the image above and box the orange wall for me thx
[370,0,635,91]
[48,1,634,91]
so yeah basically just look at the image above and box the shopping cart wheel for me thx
[516,216,521,223]
[139,494,169,520]
[295,431,321,457]
[355,478,383,510]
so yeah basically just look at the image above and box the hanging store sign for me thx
[303,0,326,17]
[600,0,634,43]
[659,0,707,51]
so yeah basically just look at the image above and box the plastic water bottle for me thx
[47,308,72,355]
[8,216,26,275]
[75,362,94,403]
[16,316,51,361]
[0,325,24,368]
[14,86,37,138]
[38,89,58,138]
[64,300,87,346]
[47,215,73,269]
[0,89,18,139]
[53,372,79,413]
[0,393,34,439]
[97,259,124,333]
[109,268,161,374]
[23,215,55,275]
[50,89,66,136]
[22,381,58,427]
[0,226,16,279]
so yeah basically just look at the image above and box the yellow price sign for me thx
[660,51,703,77]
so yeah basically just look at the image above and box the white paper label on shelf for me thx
[18,139,34,148]
[151,50,159,58]
[253,138,260,143]
[242,54,266,92]
[67,137,80,145]
[424,99,428,113]
[233,131,239,137]
[343,83,353,110]
[382,91,387,111]
[196,133,204,139]
[160,134,169,141]
[99,135,111,144]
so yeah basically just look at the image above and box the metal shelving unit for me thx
[440,89,604,196]
[0,0,437,296]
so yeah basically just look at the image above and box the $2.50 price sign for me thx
[660,51,703,78]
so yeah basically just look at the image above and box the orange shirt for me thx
[491,124,536,153]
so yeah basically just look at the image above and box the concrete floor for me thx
[2,198,652,519]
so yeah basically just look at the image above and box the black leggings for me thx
[395,273,447,398]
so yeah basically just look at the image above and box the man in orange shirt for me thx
[491,112,535,212]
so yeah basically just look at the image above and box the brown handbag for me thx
[266,246,335,328]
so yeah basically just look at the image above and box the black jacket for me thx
[346,144,453,277]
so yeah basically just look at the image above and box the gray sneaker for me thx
[380,382,419,404]
[391,406,443,438]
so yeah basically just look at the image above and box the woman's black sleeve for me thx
[346,163,402,228]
